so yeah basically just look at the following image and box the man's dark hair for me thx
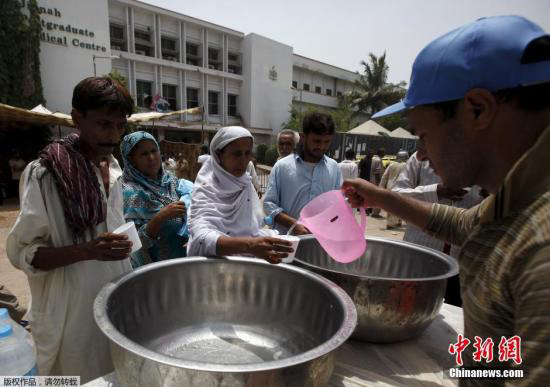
[72,77,134,116]
[345,149,356,160]
[377,148,385,157]
[425,36,550,120]
[302,112,335,135]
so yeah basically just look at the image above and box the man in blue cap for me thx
[343,16,550,384]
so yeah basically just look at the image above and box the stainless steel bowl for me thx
[294,236,458,343]
[94,257,357,387]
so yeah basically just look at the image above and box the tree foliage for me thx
[106,69,128,89]
[255,143,268,165]
[0,0,50,161]
[349,52,406,118]
[0,0,45,108]
[264,145,279,167]
[331,94,355,132]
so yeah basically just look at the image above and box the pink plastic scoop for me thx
[291,190,367,263]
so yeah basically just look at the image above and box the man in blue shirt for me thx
[264,112,342,234]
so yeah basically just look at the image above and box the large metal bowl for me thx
[294,236,458,343]
[94,257,357,387]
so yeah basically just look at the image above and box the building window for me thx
[228,64,241,74]
[134,29,150,42]
[315,86,322,94]
[336,91,342,97]
[110,24,124,40]
[162,84,177,111]
[208,91,219,115]
[208,47,221,70]
[326,89,332,96]
[227,51,241,74]
[228,94,238,117]
[136,80,152,108]
[303,83,310,91]
[161,36,178,61]
[186,42,201,66]
[292,81,298,88]
[109,24,127,51]
[135,44,152,57]
[186,87,199,109]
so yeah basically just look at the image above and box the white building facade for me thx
[27,0,359,144]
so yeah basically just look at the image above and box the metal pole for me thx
[93,55,97,77]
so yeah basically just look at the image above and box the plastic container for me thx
[0,308,35,357]
[275,235,300,263]
[297,190,367,263]
[0,324,37,376]
[113,221,142,253]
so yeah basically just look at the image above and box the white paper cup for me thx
[275,235,300,263]
[113,221,142,253]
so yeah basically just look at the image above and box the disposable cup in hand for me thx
[275,235,300,263]
[113,221,142,253]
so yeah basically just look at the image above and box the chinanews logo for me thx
[448,335,524,379]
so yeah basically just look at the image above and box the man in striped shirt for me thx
[343,16,550,385]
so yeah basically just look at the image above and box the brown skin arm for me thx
[32,233,132,271]
[342,179,433,230]
[274,213,310,235]
[145,202,186,238]
[216,236,293,264]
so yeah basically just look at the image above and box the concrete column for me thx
[203,28,208,68]
[222,33,227,73]
[157,65,162,96]
[221,78,227,126]
[127,7,134,54]
[179,69,185,120]
[203,73,208,122]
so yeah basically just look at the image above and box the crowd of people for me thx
[2,14,549,386]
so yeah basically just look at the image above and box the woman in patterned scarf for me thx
[120,131,193,267]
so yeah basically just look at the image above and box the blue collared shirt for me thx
[263,153,343,234]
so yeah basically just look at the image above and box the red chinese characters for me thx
[473,337,494,363]
[498,336,522,365]
[450,335,523,366]
[449,334,471,366]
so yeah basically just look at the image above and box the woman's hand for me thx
[158,201,186,221]
[248,237,294,264]
[146,201,187,238]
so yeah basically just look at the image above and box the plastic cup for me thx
[113,221,142,253]
[275,235,300,263]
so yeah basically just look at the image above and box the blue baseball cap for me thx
[372,16,550,118]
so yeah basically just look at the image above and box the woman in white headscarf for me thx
[187,126,292,263]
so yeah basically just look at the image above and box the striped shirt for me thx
[427,124,550,386]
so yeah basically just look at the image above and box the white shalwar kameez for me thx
[6,157,132,383]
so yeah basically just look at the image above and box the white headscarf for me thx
[187,126,273,256]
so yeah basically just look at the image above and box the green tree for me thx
[255,143,268,165]
[331,94,355,132]
[0,0,50,161]
[349,52,406,117]
[264,145,279,167]
[377,113,409,131]
[282,103,325,131]
[106,69,128,89]
[0,0,45,108]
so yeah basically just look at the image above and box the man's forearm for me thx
[374,188,434,230]
[274,212,297,228]
[32,245,88,271]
